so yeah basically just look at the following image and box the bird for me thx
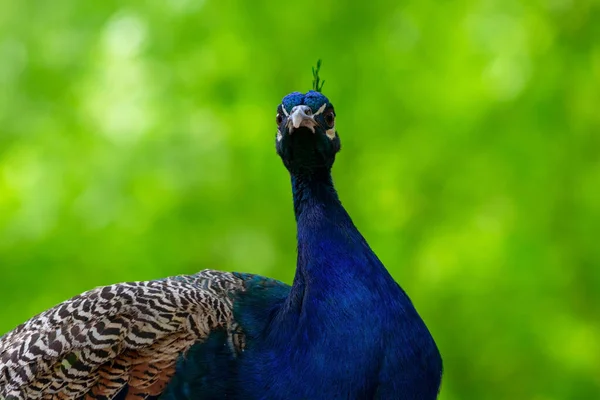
[0,65,442,400]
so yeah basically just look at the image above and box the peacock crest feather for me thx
[312,59,325,92]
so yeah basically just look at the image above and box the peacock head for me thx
[275,90,341,175]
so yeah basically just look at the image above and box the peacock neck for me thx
[290,168,348,225]
[283,167,377,314]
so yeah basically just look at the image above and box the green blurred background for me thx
[1,0,599,398]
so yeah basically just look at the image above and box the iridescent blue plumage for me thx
[282,90,329,113]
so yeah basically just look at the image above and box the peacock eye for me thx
[324,111,335,128]
[276,113,283,125]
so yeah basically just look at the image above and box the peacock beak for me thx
[288,105,317,133]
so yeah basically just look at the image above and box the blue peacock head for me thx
[275,90,341,174]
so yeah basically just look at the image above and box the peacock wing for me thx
[0,270,245,400]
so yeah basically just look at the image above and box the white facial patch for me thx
[319,103,336,139]
[314,103,327,116]
[325,126,336,139]
[277,130,282,142]
[280,104,289,117]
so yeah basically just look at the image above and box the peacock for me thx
[0,65,442,400]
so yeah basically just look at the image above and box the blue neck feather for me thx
[164,163,442,400]
[283,167,398,316]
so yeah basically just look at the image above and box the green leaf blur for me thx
[1,0,598,399]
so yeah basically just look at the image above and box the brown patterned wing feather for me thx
[0,270,244,400]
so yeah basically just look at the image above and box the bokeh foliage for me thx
[1,0,599,398]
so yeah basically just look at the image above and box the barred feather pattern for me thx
[0,270,245,400]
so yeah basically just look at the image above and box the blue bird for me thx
[0,71,442,400]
